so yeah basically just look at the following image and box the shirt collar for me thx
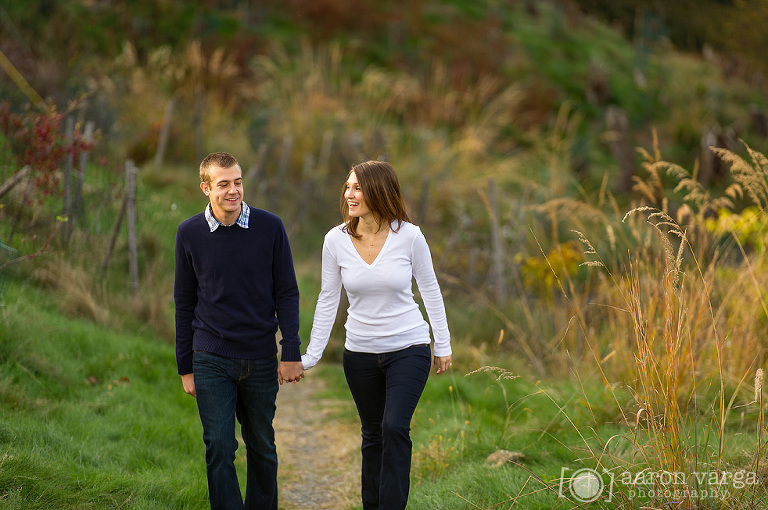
[205,201,250,232]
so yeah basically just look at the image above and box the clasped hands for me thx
[279,361,304,384]
[182,360,305,397]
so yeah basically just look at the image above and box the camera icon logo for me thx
[559,467,614,503]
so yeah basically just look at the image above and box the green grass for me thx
[3,273,768,509]
[0,279,208,509]
[408,369,596,509]
[312,361,639,509]
[407,365,768,509]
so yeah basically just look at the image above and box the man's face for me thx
[200,164,243,223]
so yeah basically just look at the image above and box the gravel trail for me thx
[275,373,361,510]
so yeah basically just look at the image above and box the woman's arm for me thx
[411,229,452,358]
[302,236,343,370]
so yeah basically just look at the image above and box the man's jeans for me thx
[343,344,431,510]
[193,351,279,510]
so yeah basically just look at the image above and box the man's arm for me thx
[272,219,302,362]
[174,225,199,375]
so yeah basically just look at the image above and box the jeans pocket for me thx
[193,350,218,365]
[409,343,431,359]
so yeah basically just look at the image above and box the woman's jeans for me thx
[193,351,279,510]
[343,344,431,510]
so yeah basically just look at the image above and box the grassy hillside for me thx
[0,279,207,509]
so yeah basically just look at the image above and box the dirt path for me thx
[274,372,361,510]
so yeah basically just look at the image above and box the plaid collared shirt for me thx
[205,201,250,232]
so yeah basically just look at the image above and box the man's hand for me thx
[278,361,304,385]
[181,373,196,397]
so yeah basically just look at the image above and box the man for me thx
[174,151,304,510]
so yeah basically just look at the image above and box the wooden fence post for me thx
[194,94,206,165]
[72,121,95,232]
[699,128,718,186]
[605,106,635,193]
[100,193,127,275]
[245,142,268,204]
[62,116,75,242]
[417,176,430,226]
[293,152,314,228]
[269,134,293,212]
[488,179,507,303]
[126,160,139,295]
[153,98,174,167]
[319,130,333,182]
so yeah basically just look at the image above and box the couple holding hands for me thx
[175,152,452,510]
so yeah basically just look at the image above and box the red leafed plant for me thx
[0,99,95,198]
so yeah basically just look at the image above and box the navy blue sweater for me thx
[174,206,300,375]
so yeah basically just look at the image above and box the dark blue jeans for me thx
[343,344,431,510]
[193,351,279,510]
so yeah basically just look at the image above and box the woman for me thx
[302,160,452,510]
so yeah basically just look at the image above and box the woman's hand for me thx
[434,355,452,375]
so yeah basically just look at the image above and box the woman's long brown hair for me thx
[341,160,412,239]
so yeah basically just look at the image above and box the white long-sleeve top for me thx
[301,221,451,370]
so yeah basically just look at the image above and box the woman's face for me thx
[344,171,371,219]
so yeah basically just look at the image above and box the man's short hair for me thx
[200,152,239,184]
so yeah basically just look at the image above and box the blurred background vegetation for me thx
[3,1,768,508]
[2,0,768,380]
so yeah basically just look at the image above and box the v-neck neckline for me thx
[349,227,392,267]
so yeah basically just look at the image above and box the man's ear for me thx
[200,181,210,196]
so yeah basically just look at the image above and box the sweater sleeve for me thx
[174,224,198,375]
[272,218,302,362]
[302,232,343,370]
[411,228,452,357]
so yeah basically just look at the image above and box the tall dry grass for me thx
[543,140,768,508]
[456,137,768,508]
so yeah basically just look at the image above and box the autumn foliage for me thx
[0,100,94,198]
